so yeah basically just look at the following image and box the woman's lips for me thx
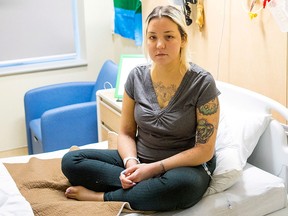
[156,53,167,57]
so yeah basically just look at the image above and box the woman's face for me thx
[146,17,184,66]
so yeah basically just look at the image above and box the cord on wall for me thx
[216,0,227,80]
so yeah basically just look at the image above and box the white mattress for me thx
[0,142,287,216]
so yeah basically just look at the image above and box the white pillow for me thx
[225,110,271,168]
[204,111,242,196]
[204,109,271,196]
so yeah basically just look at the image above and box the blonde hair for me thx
[143,5,190,70]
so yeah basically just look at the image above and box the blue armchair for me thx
[24,60,118,154]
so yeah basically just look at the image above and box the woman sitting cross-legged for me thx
[61,5,220,211]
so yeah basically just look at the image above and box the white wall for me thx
[0,0,142,152]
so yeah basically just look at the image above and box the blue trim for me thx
[0,54,77,68]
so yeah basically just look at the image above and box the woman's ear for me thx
[181,34,187,47]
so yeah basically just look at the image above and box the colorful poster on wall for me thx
[113,0,143,46]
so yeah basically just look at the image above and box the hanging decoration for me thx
[182,0,193,26]
[242,0,263,20]
[263,0,271,8]
[113,0,142,46]
[265,0,288,32]
[196,0,205,30]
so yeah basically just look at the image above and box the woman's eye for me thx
[148,36,156,40]
[165,35,174,40]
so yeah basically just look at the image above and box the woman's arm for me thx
[161,97,220,171]
[117,91,138,168]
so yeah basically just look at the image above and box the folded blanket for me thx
[4,157,130,216]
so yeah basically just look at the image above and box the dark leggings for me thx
[61,149,216,211]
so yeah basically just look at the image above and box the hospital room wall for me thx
[142,0,288,107]
[0,0,142,154]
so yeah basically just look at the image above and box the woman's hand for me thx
[119,163,161,189]
[119,169,137,189]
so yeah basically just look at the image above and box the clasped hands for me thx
[119,163,158,189]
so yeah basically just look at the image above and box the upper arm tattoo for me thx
[196,97,219,144]
[199,98,218,115]
[196,119,214,144]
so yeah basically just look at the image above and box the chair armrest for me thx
[24,82,95,154]
[41,101,98,152]
[24,82,95,119]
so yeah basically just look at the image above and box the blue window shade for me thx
[0,0,86,76]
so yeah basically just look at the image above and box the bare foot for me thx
[69,145,80,152]
[65,186,104,201]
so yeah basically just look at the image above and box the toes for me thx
[65,187,75,198]
[69,146,80,151]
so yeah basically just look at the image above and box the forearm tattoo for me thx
[196,119,214,144]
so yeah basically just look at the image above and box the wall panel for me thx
[142,0,288,107]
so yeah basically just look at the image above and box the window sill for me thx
[0,59,88,77]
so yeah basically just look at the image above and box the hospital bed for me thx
[0,81,288,216]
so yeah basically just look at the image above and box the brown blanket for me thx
[4,157,131,216]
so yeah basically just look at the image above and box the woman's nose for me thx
[156,39,165,49]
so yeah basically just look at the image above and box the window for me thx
[0,0,86,76]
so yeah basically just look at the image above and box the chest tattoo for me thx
[153,81,177,107]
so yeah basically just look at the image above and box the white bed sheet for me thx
[122,164,287,216]
[0,142,287,216]
[0,162,34,216]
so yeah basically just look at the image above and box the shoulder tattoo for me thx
[199,98,218,115]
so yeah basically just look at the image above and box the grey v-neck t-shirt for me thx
[124,63,220,162]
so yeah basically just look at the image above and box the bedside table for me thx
[96,89,122,141]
